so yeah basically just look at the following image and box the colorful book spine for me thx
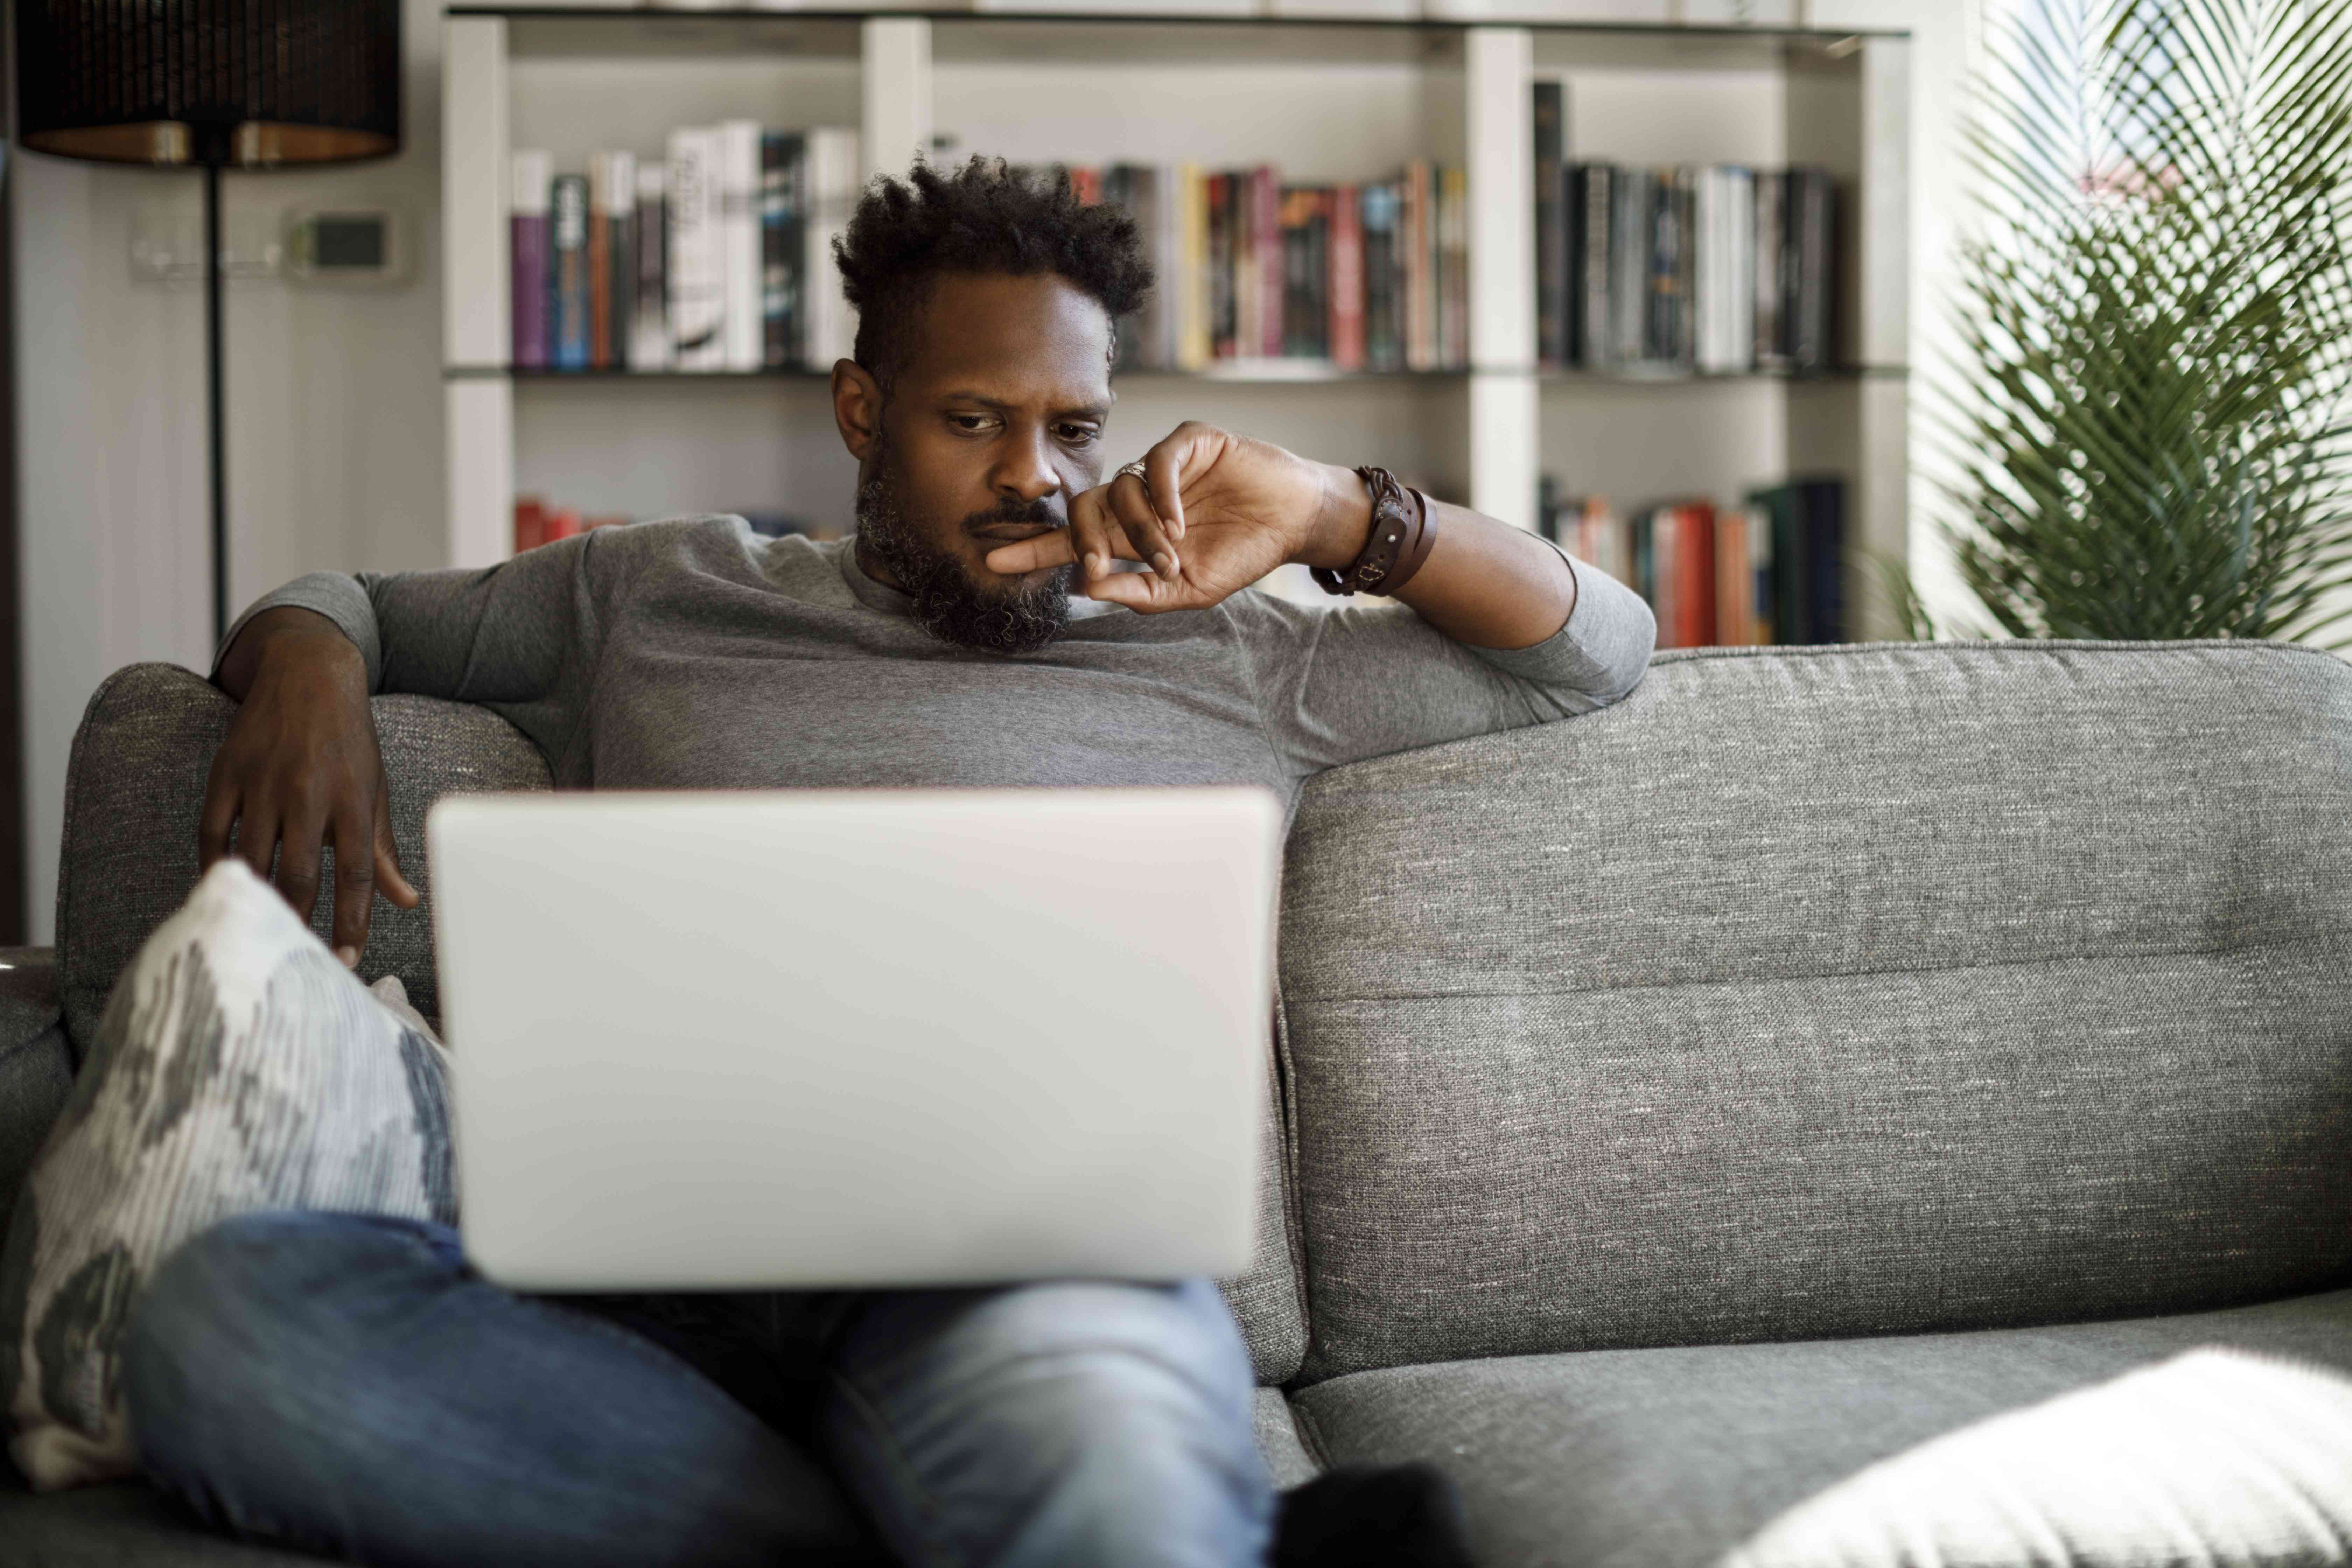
[1207,173,1235,359]
[1178,164,1210,370]
[1254,167,1283,359]
[761,130,805,369]
[1677,502,1717,647]
[630,162,670,371]
[550,173,591,371]
[1330,183,1364,372]
[1361,180,1402,372]
[667,127,724,371]
[1279,187,1317,359]
[510,149,551,370]
[1404,160,1434,371]
[587,150,635,371]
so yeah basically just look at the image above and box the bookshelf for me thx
[441,6,1910,636]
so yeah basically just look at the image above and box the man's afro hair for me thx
[834,156,1154,390]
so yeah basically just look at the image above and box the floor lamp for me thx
[14,1,402,645]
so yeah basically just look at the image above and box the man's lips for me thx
[970,521,1062,543]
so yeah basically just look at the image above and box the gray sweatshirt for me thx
[218,517,1656,804]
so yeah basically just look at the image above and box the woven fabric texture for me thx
[1281,640,2352,1380]
[1293,1287,2352,1568]
[55,665,553,1046]
[4,860,457,1490]
[48,663,1309,1385]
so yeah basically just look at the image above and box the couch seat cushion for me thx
[1292,1288,2352,1568]
[0,1470,327,1566]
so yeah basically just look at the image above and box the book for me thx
[1754,169,1786,371]
[1714,503,1750,644]
[761,130,805,368]
[550,173,591,371]
[1790,167,1836,372]
[1570,162,1614,366]
[1532,80,1566,365]
[1610,167,1650,364]
[1178,163,1210,370]
[1207,172,1235,359]
[1360,180,1404,371]
[1278,187,1322,359]
[1404,160,1435,370]
[514,495,547,554]
[720,120,763,372]
[629,161,670,370]
[589,150,635,370]
[1330,183,1365,371]
[1675,501,1717,646]
[510,149,552,370]
[1796,475,1844,639]
[666,127,725,371]
[1438,164,1468,368]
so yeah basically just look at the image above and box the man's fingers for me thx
[1068,485,1122,582]
[983,529,1079,575]
[331,809,377,965]
[235,798,281,883]
[1108,472,1180,582]
[374,790,421,909]
[274,809,326,928]
[198,762,238,869]
[1143,442,1188,540]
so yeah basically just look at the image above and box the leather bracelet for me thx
[1312,467,1432,597]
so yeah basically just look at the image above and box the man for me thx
[125,159,1654,1567]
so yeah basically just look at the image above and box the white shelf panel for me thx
[513,377,860,526]
[933,52,1463,174]
[509,55,863,162]
[1537,375,1787,512]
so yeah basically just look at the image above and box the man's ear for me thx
[832,359,883,462]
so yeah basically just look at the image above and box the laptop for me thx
[425,788,1283,1291]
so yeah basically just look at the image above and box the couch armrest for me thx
[0,948,58,1052]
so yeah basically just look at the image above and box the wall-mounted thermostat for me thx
[285,207,411,286]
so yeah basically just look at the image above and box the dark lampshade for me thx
[16,0,401,168]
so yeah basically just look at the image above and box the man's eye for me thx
[948,414,996,434]
[1057,425,1101,446]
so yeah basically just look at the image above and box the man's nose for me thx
[992,425,1063,504]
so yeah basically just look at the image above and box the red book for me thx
[1678,503,1718,648]
[544,507,583,544]
[1069,166,1101,205]
[1330,185,1365,370]
[1253,167,1283,359]
[1714,507,1750,644]
[513,496,547,554]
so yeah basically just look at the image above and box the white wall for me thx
[9,0,1980,944]
[10,0,449,941]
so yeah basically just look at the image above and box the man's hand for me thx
[201,608,420,965]
[981,422,1372,614]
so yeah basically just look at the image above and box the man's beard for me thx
[854,450,1078,657]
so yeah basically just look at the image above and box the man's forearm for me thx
[1297,465,1577,651]
[214,607,364,702]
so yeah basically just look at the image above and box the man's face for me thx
[845,272,1115,655]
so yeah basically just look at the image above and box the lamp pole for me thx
[204,159,227,646]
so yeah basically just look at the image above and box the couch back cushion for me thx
[1279,641,2352,1382]
[51,662,1310,1385]
[56,664,554,1048]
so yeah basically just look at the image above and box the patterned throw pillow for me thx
[0,858,456,1490]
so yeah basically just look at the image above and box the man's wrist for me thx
[1294,462,1376,571]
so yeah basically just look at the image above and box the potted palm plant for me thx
[1890,0,2352,644]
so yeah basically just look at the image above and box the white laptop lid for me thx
[425,788,1282,1290]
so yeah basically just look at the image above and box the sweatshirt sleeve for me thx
[209,530,604,769]
[1224,544,1656,779]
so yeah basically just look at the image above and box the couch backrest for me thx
[1278,639,2352,1382]
[55,665,553,1049]
[50,662,1309,1386]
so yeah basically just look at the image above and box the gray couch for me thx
[6,637,2352,1567]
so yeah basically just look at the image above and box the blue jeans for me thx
[120,1212,1275,1568]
